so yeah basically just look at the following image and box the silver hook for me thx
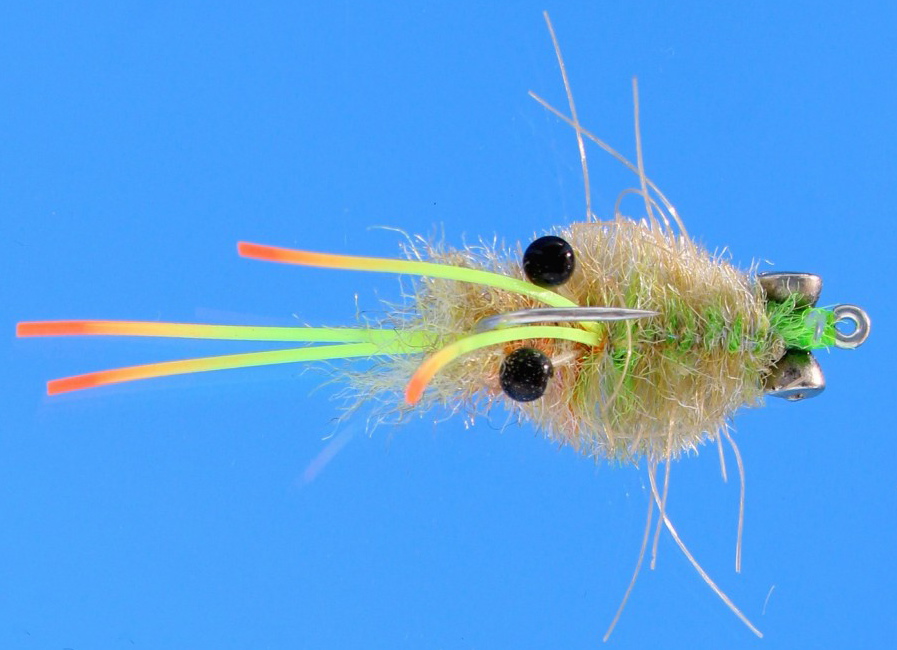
[475,306,659,332]
[832,304,871,349]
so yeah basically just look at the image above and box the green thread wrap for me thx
[767,297,837,350]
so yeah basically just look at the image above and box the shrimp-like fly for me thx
[16,12,870,641]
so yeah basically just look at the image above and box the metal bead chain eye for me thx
[757,272,823,307]
[764,350,826,401]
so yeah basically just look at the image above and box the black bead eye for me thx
[523,235,575,287]
[499,347,554,402]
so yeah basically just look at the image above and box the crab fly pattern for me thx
[16,12,870,641]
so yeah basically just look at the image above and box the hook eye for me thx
[832,304,871,349]
[757,272,823,308]
[765,350,825,401]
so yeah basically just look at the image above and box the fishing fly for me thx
[16,12,870,641]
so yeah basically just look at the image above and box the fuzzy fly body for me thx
[16,12,870,641]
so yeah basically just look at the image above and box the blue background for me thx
[3,2,895,648]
